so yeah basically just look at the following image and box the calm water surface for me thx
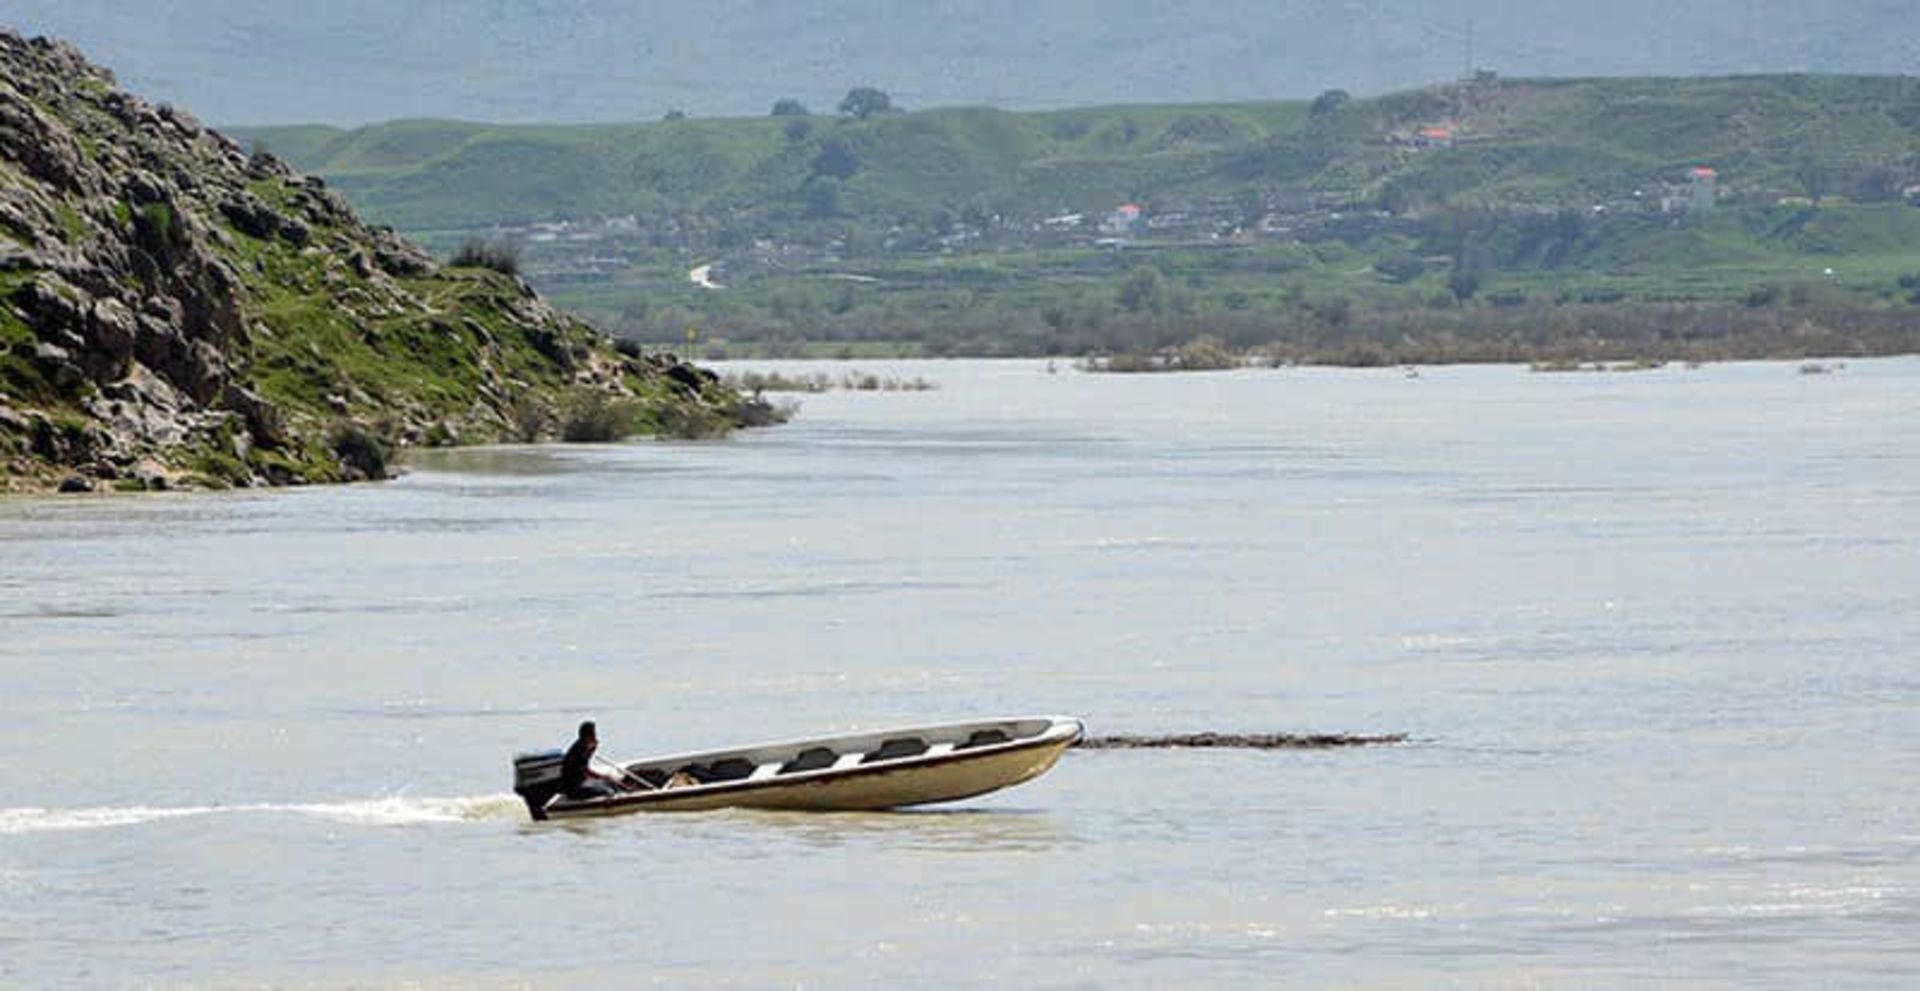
[2,359,1916,988]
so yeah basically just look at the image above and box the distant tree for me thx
[770,98,811,117]
[1899,272,1920,304]
[839,86,896,120]
[1234,188,1266,228]
[1850,167,1904,202]
[1375,251,1427,283]
[1796,160,1829,205]
[1447,267,1482,302]
[1115,265,1166,313]
[662,109,688,121]
[959,200,993,231]
[1310,293,1353,327]
[811,136,861,179]
[1310,89,1351,119]
[1449,236,1495,301]
[803,176,844,218]
[450,237,520,276]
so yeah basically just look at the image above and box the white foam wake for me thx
[0,794,521,835]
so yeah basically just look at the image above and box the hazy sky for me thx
[3,1,1915,125]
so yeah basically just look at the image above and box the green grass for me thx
[52,203,89,244]
[0,272,63,407]
[233,75,1920,233]
[224,75,1920,357]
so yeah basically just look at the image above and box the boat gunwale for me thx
[543,716,1082,816]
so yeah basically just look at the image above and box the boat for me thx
[512,715,1083,820]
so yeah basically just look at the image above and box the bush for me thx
[330,423,390,480]
[657,404,734,439]
[506,395,550,442]
[1375,251,1427,283]
[1176,334,1238,370]
[450,237,521,276]
[838,86,896,120]
[558,392,637,442]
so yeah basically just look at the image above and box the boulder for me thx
[217,193,280,239]
[130,456,170,490]
[82,296,137,380]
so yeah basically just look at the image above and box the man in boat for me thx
[558,720,626,800]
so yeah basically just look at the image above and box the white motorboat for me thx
[513,715,1083,819]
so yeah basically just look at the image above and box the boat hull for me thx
[534,716,1081,819]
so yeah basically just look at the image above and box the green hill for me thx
[239,77,1920,226]
[232,75,1920,359]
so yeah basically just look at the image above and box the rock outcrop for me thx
[0,31,772,492]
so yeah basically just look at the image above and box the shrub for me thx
[331,423,390,480]
[558,392,637,442]
[1375,251,1427,283]
[657,404,734,439]
[134,202,183,258]
[506,395,551,442]
[450,237,521,276]
[1176,334,1238,370]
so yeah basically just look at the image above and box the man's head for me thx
[578,720,597,749]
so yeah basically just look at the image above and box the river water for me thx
[2,359,1916,988]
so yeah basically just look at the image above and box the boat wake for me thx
[1075,732,1407,750]
[0,793,523,835]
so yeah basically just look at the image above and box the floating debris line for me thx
[1075,732,1407,750]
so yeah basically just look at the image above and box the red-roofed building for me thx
[1102,203,1145,235]
[1686,166,1717,212]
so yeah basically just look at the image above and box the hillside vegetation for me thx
[0,32,771,493]
[236,75,1920,360]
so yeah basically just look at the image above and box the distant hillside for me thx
[233,75,1920,361]
[0,31,768,493]
[238,75,1920,231]
[5,1,1918,125]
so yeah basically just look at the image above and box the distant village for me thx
[478,128,1920,287]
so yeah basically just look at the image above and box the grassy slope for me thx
[231,76,1920,355]
[236,76,1920,227]
[236,101,1338,228]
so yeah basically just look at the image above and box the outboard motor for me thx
[513,750,566,820]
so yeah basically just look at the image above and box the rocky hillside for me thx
[0,31,772,493]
